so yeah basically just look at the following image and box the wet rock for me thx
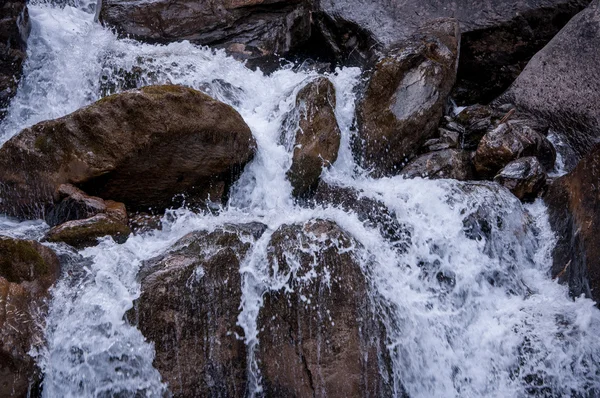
[318,0,588,102]
[494,157,547,202]
[258,219,392,397]
[473,120,556,179]
[45,184,108,227]
[544,144,600,303]
[355,19,460,176]
[287,78,341,198]
[454,105,504,149]
[313,183,411,253]
[0,237,60,397]
[130,223,266,397]
[100,0,311,60]
[128,212,163,234]
[0,85,256,219]
[497,0,600,158]
[0,0,30,121]
[400,149,475,181]
[45,212,131,248]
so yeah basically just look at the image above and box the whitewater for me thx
[0,1,599,397]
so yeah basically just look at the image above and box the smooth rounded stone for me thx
[355,18,460,176]
[130,223,267,398]
[497,0,600,159]
[494,157,547,202]
[0,237,60,397]
[0,85,256,219]
[545,144,600,303]
[318,0,588,102]
[400,149,475,181]
[45,213,131,248]
[473,120,556,179]
[286,78,341,198]
[313,182,411,253]
[257,219,393,397]
[0,0,30,121]
[99,0,310,60]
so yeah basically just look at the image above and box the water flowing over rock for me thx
[287,78,341,198]
[99,0,311,61]
[0,0,29,121]
[355,18,460,176]
[130,223,266,397]
[0,85,256,219]
[473,120,556,179]
[545,144,600,303]
[400,149,475,181]
[494,157,547,202]
[0,237,59,397]
[257,219,393,397]
[498,0,600,158]
[317,0,589,102]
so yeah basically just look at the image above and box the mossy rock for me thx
[0,237,59,286]
[46,214,132,248]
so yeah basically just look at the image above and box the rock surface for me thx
[498,0,600,158]
[494,157,547,201]
[0,0,30,120]
[0,237,60,397]
[131,223,266,397]
[0,85,256,218]
[400,149,475,181]
[257,219,392,397]
[100,0,311,60]
[45,212,131,248]
[544,144,600,303]
[473,120,556,179]
[287,78,341,198]
[318,0,589,102]
[355,19,460,176]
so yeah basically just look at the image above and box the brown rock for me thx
[130,223,267,397]
[494,157,547,202]
[454,105,504,149]
[0,0,30,121]
[0,237,60,397]
[99,0,310,59]
[45,213,131,248]
[0,85,256,219]
[257,219,392,397]
[544,144,600,303]
[355,19,460,176]
[287,78,341,197]
[473,120,556,179]
[45,184,107,227]
[400,149,475,181]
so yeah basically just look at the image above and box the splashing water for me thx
[0,2,599,397]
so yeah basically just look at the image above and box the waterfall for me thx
[1,1,599,397]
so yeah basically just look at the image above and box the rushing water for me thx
[1,2,600,397]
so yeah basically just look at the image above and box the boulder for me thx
[0,237,60,397]
[497,0,600,158]
[494,157,547,202]
[355,19,460,176]
[313,183,411,253]
[0,0,30,120]
[45,212,131,248]
[544,144,600,303]
[99,0,311,60]
[317,0,589,102]
[130,223,267,397]
[400,149,475,181]
[257,219,392,397]
[473,120,556,179]
[286,78,341,198]
[0,85,256,219]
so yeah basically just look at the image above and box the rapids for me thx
[1,1,599,397]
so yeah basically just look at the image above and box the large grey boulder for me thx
[0,0,30,120]
[497,0,600,158]
[99,0,311,60]
[317,0,589,102]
